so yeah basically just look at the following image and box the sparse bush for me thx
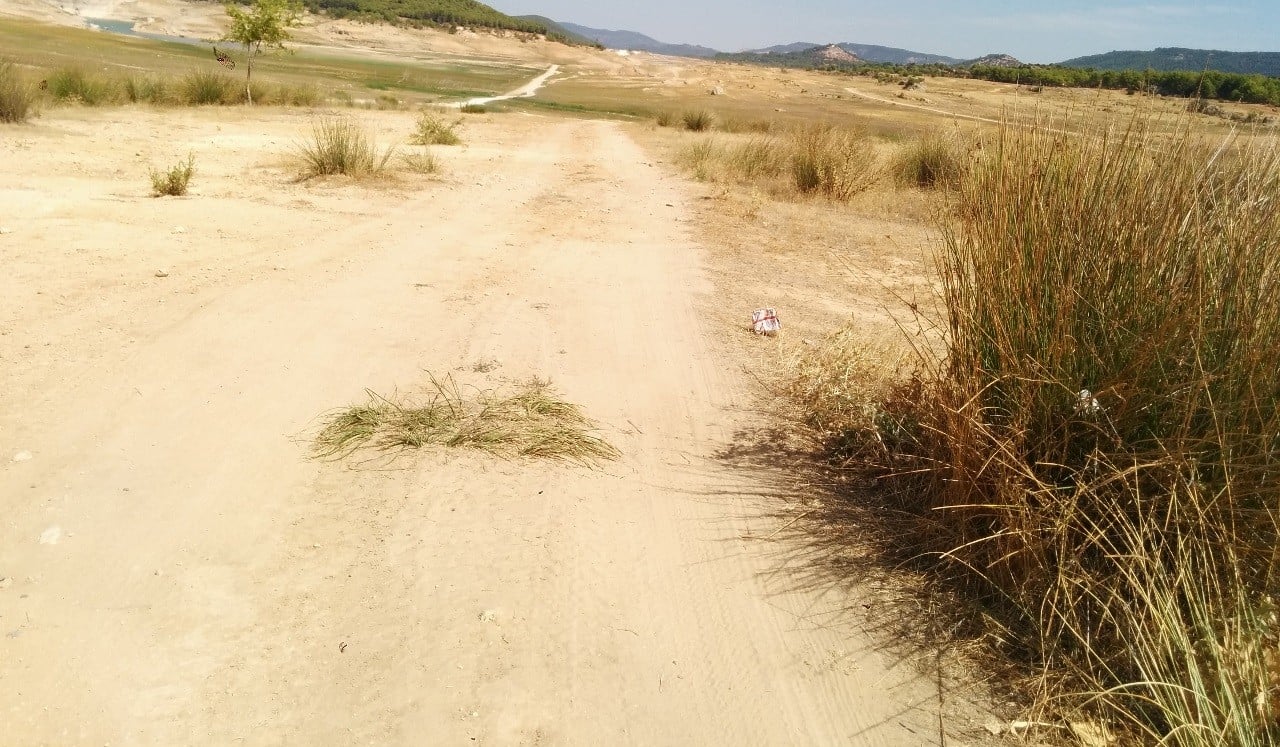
[296,116,394,178]
[892,133,966,189]
[789,124,880,199]
[655,110,674,127]
[149,153,195,196]
[0,61,39,123]
[181,71,236,105]
[809,117,1280,744]
[47,68,120,105]
[410,110,461,145]
[460,103,487,114]
[682,109,713,131]
[401,149,439,174]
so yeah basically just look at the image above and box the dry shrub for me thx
[804,116,1280,744]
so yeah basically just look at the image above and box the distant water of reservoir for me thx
[84,17,204,47]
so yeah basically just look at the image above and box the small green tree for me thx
[222,0,302,105]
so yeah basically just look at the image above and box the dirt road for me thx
[1,108,962,745]
[450,64,560,108]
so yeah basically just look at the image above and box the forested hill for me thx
[301,0,550,33]
[1060,47,1280,77]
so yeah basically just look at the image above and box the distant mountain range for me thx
[548,21,1280,77]
[553,22,719,58]
[1060,47,1280,77]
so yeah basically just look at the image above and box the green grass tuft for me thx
[149,153,195,196]
[46,67,120,105]
[181,70,236,105]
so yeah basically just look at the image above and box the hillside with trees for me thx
[1061,47,1280,77]
[297,0,551,34]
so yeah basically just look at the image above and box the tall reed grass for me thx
[816,117,1280,744]
[0,61,39,123]
[37,66,318,107]
[296,116,394,178]
[677,124,879,199]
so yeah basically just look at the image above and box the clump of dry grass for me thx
[401,149,440,174]
[296,116,394,178]
[312,375,620,467]
[891,132,967,189]
[790,124,880,199]
[682,109,713,131]
[677,124,880,199]
[0,61,39,123]
[793,115,1280,745]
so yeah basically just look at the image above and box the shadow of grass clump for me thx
[313,375,619,467]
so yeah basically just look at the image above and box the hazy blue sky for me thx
[486,1,1276,62]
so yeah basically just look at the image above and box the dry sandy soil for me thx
[0,99,1000,745]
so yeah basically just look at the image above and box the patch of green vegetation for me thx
[149,154,195,196]
[296,0,550,35]
[47,67,121,105]
[0,17,535,108]
[410,109,461,144]
[501,97,649,120]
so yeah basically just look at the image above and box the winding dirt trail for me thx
[0,108,966,745]
[450,64,561,108]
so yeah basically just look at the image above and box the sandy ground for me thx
[0,104,1000,745]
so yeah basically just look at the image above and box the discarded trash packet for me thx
[752,308,781,335]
